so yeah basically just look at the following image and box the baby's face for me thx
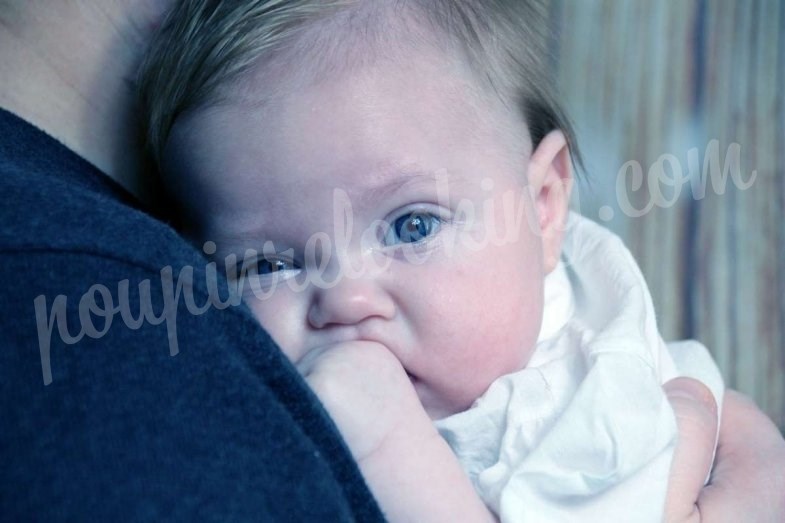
[165,49,565,419]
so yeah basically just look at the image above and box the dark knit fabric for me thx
[0,107,385,522]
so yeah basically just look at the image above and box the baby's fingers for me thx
[663,377,718,523]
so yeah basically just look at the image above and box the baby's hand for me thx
[298,341,435,463]
[299,341,496,522]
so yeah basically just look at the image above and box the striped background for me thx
[549,0,784,430]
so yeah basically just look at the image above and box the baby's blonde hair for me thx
[138,0,581,169]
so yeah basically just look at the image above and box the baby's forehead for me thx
[221,65,526,181]
[225,6,467,103]
[221,38,531,169]
[142,1,568,177]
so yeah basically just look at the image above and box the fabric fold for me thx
[435,212,724,522]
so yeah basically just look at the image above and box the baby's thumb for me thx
[662,377,718,523]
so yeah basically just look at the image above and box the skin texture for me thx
[0,0,168,197]
[166,49,571,421]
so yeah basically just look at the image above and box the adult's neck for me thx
[0,1,170,197]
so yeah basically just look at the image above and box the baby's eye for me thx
[383,211,443,246]
[235,251,300,281]
[254,257,300,275]
[228,249,301,297]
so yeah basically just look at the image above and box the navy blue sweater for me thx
[0,108,385,521]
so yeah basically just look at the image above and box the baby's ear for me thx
[527,130,573,274]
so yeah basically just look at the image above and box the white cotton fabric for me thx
[434,212,724,523]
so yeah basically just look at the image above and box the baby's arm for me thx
[301,344,785,522]
[299,341,496,523]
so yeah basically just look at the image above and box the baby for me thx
[138,1,722,521]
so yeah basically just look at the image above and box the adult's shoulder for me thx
[0,115,383,521]
[0,151,205,275]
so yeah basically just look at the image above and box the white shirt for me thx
[435,213,723,523]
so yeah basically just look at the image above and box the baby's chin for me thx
[415,384,468,421]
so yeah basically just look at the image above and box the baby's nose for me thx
[307,275,395,329]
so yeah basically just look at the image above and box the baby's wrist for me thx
[358,414,496,523]
[357,400,438,466]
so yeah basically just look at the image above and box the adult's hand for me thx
[664,378,785,522]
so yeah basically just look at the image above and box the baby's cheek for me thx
[467,281,543,382]
[436,304,535,408]
[245,293,308,363]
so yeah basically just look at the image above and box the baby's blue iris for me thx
[390,212,440,244]
[256,258,296,275]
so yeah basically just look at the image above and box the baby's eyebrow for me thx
[360,164,451,202]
